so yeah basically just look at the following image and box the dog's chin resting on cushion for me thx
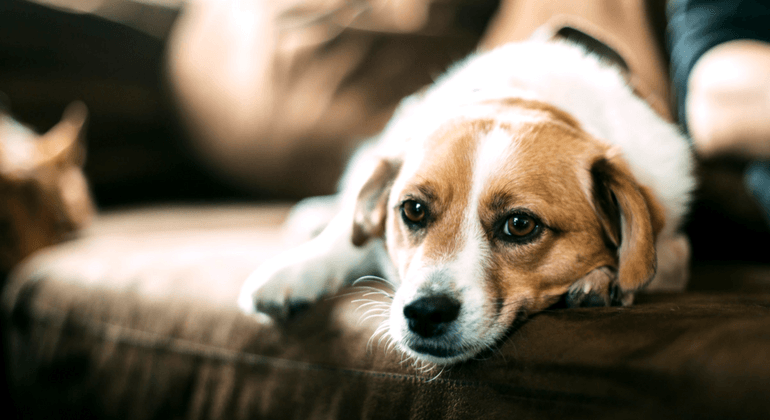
[238,41,695,366]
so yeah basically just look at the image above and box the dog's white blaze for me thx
[450,127,520,345]
[389,126,522,358]
[456,126,514,288]
[389,244,432,331]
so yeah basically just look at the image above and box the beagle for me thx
[238,41,694,365]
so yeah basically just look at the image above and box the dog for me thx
[238,40,695,365]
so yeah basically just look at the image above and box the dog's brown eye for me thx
[504,214,536,237]
[402,200,426,226]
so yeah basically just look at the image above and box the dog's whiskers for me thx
[359,292,392,301]
[366,320,391,354]
[352,275,396,290]
[361,312,389,326]
[326,276,395,303]
[372,324,389,341]
[361,308,388,318]
[358,304,389,314]
[350,280,528,382]
[377,328,394,348]
[425,364,446,382]
[398,355,413,367]
[349,276,399,356]
[326,289,374,301]
[352,299,389,309]
[353,299,390,328]
[415,361,432,373]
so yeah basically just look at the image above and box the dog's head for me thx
[352,99,665,364]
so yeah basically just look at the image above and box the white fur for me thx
[239,40,695,363]
[378,41,693,234]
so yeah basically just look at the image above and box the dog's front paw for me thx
[238,259,314,322]
[238,238,348,322]
[566,266,632,307]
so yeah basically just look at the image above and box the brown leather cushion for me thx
[3,205,770,420]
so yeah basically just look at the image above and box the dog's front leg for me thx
[237,204,388,321]
[239,152,402,321]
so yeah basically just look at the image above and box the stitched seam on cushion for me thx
[19,304,636,407]
[24,304,464,384]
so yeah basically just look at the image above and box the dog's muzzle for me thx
[402,295,463,358]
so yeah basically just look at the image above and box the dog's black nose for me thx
[403,296,461,338]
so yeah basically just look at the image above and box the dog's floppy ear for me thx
[590,151,665,292]
[351,159,402,246]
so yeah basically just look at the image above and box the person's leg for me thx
[668,0,770,226]
[166,0,493,198]
[685,40,770,158]
[746,161,770,223]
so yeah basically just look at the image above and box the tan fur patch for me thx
[470,114,620,314]
[388,99,658,317]
[401,120,491,261]
[483,97,584,131]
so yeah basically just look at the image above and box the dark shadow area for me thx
[0,0,248,209]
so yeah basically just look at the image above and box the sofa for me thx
[3,204,770,420]
[2,1,770,419]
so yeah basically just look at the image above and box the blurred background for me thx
[1,0,239,206]
[1,0,768,264]
[0,0,497,206]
